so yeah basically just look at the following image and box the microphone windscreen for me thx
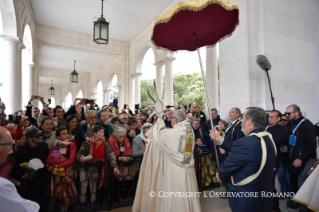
[256,55,271,71]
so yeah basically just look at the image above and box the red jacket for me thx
[1,126,24,141]
[46,142,77,168]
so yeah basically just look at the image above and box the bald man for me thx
[0,127,39,212]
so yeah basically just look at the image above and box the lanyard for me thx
[292,119,306,135]
[265,125,269,131]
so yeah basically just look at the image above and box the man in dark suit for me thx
[285,104,317,210]
[25,95,44,127]
[211,107,276,212]
[219,107,245,161]
[266,110,288,212]
[203,108,221,149]
[75,110,110,150]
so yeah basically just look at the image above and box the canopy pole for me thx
[193,33,220,170]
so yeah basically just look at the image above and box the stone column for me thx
[0,36,22,114]
[164,57,175,106]
[103,89,112,105]
[17,42,26,109]
[134,72,143,105]
[34,40,43,98]
[129,77,135,108]
[206,46,219,113]
[154,60,164,99]
[22,61,34,108]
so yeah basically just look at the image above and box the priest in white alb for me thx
[132,110,202,212]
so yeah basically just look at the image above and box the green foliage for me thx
[110,82,118,100]
[140,79,156,109]
[140,72,206,110]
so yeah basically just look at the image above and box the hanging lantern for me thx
[49,80,55,95]
[70,60,78,83]
[93,0,109,44]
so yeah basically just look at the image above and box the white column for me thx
[129,77,135,108]
[164,57,175,105]
[154,60,164,99]
[22,61,34,108]
[134,72,142,105]
[0,36,21,114]
[34,40,43,97]
[103,89,112,105]
[206,46,219,113]
[118,85,123,108]
[17,42,25,110]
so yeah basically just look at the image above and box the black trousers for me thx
[272,169,280,211]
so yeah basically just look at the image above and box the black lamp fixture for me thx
[70,60,78,83]
[49,79,55,95]
[93,0,109,44]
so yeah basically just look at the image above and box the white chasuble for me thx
[132,118,202,212]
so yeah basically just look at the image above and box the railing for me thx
[195,149,220,191]
[12,152,219,211]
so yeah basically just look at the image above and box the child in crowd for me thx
[45,127,77,211]
[77,125,120,209]
[194,137,207,155]
[216,120,227,145]
[38,107,57,128]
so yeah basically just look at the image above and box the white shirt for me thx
[220,119,239,145]
[0,177,39,212]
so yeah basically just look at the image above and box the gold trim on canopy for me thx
[151,0,239,52]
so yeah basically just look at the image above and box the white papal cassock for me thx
[132,118,202,212]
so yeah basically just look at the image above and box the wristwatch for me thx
[113,165,118,169]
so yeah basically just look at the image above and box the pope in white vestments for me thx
[132,110,202,212]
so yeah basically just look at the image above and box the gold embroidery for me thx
[188,127,192,134]
[184,136,193,154]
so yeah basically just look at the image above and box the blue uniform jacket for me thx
[218,129,276,212]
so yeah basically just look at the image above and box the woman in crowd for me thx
[192,119,204,141]
[21,116,32,132]
[53,98,83,128]
[132,124,152,169]
[136,117,144,132]
[38,107,57,128]
[40,118,65,150]
[98,110,109,125]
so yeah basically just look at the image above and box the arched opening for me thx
[77,90,83,98]
[65,92,72,110]
[140,48,156,108]
[96,81,103,107]
[110,75,118,102]
[21,25,33,108]
[50,97,56,108]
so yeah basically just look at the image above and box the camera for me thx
[85,99,93,104]
[34,95,39,99]
[15,115,21,124]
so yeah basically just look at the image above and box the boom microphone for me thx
[256,55,271,71]
[256,55,275,110]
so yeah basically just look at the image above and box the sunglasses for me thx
[281,119,288,122]
[285,112,295,116]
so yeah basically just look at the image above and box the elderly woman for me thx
[132,124,152,158]
[107,127,132,163]
[107,127,133,201]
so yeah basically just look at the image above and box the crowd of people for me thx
[0,94,319,212]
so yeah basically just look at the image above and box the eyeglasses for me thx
[285,112,295,116]
[118,136,125,138]
[281,119,288,122]
[0,141,16,147]
[88,117,97,119]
